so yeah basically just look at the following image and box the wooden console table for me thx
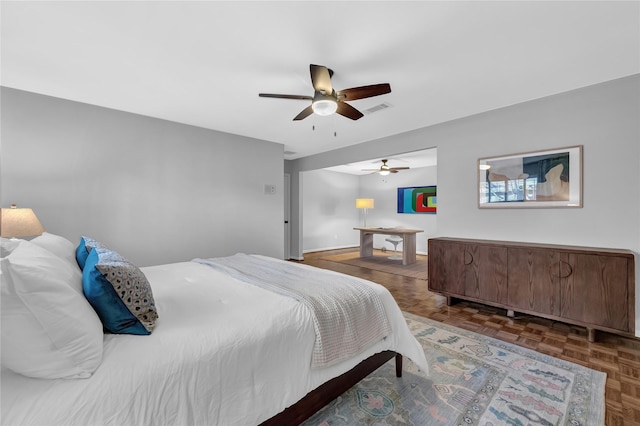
[354,227,424,265]
[428,237,636,341]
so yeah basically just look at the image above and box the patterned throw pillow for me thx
[82,247,158,335]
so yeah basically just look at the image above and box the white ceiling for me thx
[2,1,639,171]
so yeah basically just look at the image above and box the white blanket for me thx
[195,254,392,368]
[1,257,428,426]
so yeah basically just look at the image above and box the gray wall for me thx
[3,75,638,335]
[1,88,285,266]
[436,77,639,247]
[289,74,640,336]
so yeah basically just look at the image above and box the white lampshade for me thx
[355,198,374,209]
[0,205,45,238]
[312,99,338,116]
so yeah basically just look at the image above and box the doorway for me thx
[284,173,291,260]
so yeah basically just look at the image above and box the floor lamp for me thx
[356,198,374,227]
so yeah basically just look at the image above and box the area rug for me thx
[321,251,428,280]
[301,312,606,426]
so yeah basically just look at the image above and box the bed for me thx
[1,233,428,426]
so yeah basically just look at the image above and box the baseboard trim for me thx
[303,246,427,256]
[303,245,359,253]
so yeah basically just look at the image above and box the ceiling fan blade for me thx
[361,169,381,172]
[337,83,391,101]
[259,93,313,100]
[310,64,333,95]
[293,105,314,121]
[390,167,410,171]
[336,102,364,120]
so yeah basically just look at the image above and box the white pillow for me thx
[0,237,22,258]
[30,231,77,264]
[1,240,104,379]
[29,232,83,294]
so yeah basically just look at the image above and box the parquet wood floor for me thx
[295,248,640,426]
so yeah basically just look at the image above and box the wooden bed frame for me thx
[259,351,402,425]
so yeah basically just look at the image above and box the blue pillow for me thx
[75,236,105,270]
[82,248,158,335]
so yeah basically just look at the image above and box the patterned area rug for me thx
[302,312,606,426]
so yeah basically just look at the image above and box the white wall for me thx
[302,169,359,252]
[1,88,285,266]
[289,74,640,336]
[301,165,437,254]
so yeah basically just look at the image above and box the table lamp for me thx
[355,198,374,227]
[0,204,45,238]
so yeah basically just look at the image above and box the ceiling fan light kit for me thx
[259,64,391,121]
[312,98,337,116]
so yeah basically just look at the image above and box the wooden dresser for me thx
[428,237,636,341]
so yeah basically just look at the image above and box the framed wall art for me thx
[397,185,437,214]
[478,145,582,208]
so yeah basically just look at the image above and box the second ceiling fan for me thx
[259,64,391,121]
[362,159,409,176]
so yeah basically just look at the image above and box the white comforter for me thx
[1,256,428,426]
[196,254,393,368]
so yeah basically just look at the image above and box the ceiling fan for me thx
[259,64,391,121]
[362,159,409,176]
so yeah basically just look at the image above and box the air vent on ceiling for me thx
[363,102,392,115]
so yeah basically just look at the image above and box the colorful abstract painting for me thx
[397,186,437,214]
